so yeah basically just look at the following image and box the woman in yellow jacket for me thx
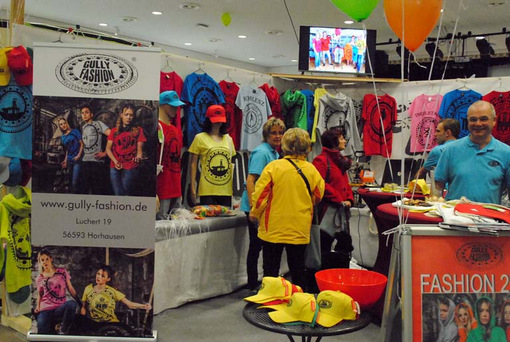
[249,128,324,289]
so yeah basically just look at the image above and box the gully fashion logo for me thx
[456,243,503,268]
[55,53,138,94]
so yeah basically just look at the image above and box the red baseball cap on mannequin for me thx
[206,105,226,123]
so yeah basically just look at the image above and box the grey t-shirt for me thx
[82,120,109,162]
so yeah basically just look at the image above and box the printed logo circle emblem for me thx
[417,116,438,148]
[55,53,138,94]
[243,103,263,134]
[0,85,32,133]
[318,299,332,309]
[456,243,502,268]
[204,148,231,186]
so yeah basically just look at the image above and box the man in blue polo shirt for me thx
[434,100,510,204]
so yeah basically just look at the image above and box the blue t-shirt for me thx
[241,143,279,212]
[423,140,455,171]
[0,82,33,160]
[181,73,225,146]
[61,129,82,160]
[439,89,482,139]
[300,89,315,137]
[434,136,510,204]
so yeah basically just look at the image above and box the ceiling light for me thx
[152,11,163,15]
[475,38,495,56]
[122,16,138,22]
[342,82,355,85]
[344,20,354,24]
[180,3,200,10]
[99,23,108,27]
[475,36,486,40]
[238,35,247,39]
[185,42,192,46]
[249,57,255,60]
[291,59,297,62]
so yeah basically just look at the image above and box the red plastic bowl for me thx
[315,269,388,309]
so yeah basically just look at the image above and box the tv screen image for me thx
[299,26,376,76]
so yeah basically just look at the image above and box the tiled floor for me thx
[1,288,382,341]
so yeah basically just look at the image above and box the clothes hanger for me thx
[455,79,470,91]
[193,62,206,74]
[52,32,64,43]
[161,56,173,72]
[249,76,259,88]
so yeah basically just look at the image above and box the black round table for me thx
[243,302,372,342]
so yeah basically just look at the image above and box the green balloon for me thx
[330,0,380,22]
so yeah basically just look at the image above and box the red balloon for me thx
[384,0,442,52]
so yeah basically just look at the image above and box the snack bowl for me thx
[315,269,388,309]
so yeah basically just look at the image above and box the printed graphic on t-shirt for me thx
[323,106,352,146]
[163,136,181,173]
[112,131,139,163]
[484,91,510,144]
[0,85,32,134]
[44,271,68,303]
[416,116,438,149]
[9,217,32,271]
[83,123,102,154]
[440,90,482,138]
[85,287,121,322]
[204,147,232,186]
[243,102,264,134]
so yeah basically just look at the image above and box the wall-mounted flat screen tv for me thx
[299,26,376,75]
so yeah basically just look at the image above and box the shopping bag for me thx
[305,223,321,270]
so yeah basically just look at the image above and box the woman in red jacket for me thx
[312,127,354,268]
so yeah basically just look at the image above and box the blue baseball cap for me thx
[160,90,185,107]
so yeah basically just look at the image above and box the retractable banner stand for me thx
[29,43,159,341]
[402,227,510,342]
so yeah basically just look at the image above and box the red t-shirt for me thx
[483,90,510,145]
[157,121,183,199]
[219,80,242,151]
[160,71,184,131]
[260,83,282,120]
[107,127,146,169]
[362,94,397,158]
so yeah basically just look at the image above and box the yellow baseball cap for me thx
[244,276,302,304]
[267,292,318,324]
[0,49,11,86]
[316,290,359,327]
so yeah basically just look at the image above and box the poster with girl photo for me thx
[422,293,510,342]
[32,97,157,197]
[31,245,154,338]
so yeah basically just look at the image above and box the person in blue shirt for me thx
[240,117,285,292]
[58,117,83,194]
[435,101,510,204]
[415,118,460,180]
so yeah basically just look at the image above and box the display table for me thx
[243,302,372,342]
[154,213,288,314]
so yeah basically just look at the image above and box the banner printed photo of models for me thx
[32,97,158,197]
[30,245,154,338]
[422,293,510,342]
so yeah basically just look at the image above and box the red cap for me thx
[206,105,226,123]
[7,46,33,86]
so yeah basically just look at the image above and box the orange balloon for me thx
[384,0,442,52]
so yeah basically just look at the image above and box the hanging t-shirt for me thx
[82,120,109,163]
[439,89,482,138]
[188,132,236,197]
[0,83,33,159]
[219,80,242,151]
[281,89,307,131]
[181,73,225,146]
[259,83,282,120]
[36,267,71,311]
[235,85,271,151]
[362,94,397,158]
[107,127,147,170]
[82,284,125,323]
[311,88,328,142]
[408,94,443,153]
[300,89,315,137]
[160,71,184,131]
[61,129,82,160]
[317,91,362,157]
[0,186,32,294]
[483,90,510,145]
[157,121,183,200]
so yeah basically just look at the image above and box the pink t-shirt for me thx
[408,94,443,153]
[36,268,71,311]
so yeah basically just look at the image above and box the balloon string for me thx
[363,22,395,183]
[428,5,446,81]
[439,0,465,89]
